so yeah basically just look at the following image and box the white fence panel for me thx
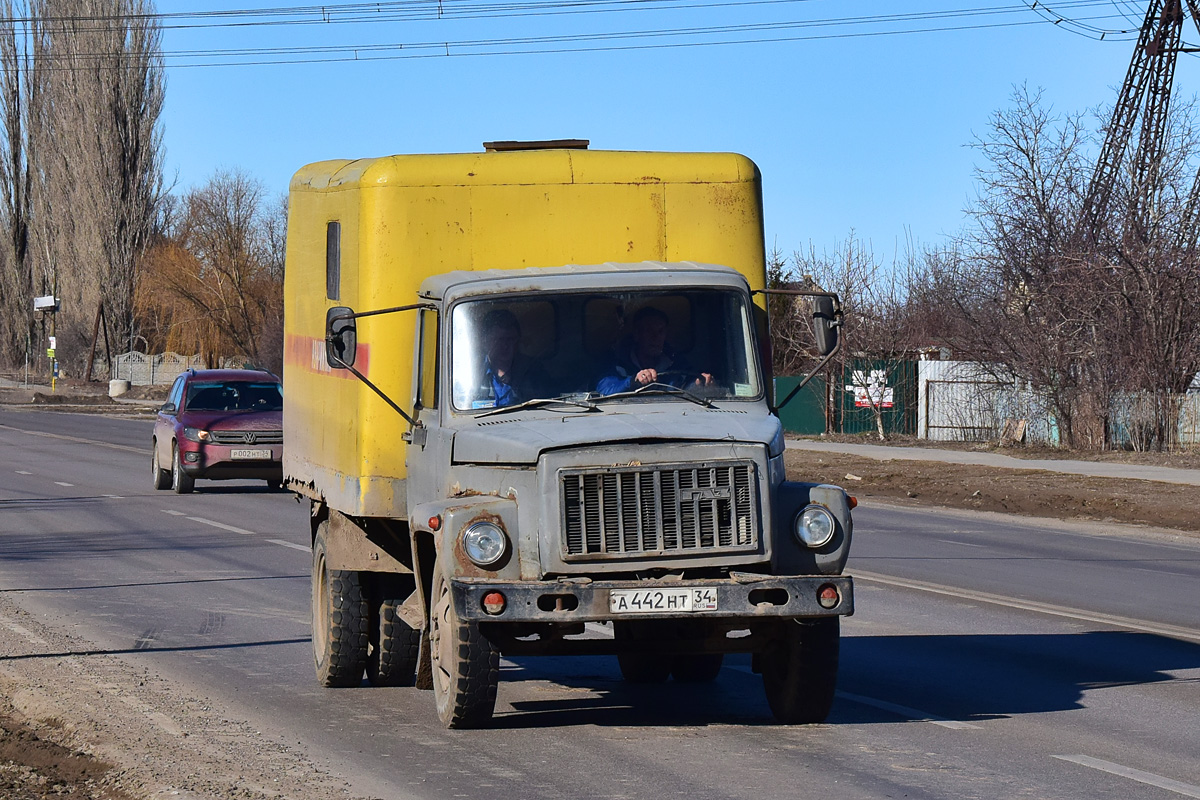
[1181,395,1200,445]
[103,352,240,385]
[918,361,1057,445]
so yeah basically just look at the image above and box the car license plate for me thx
[230,448,271,460]
[610,587,718,613]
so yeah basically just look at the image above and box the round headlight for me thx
[462,521,507,567]
[794,505,836,548]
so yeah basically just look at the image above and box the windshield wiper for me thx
[476,396,601,418]
[592,382,714,408]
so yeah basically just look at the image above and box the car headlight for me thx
[793,505,836,548]
[461,521,507,567]
[182,427,210,442]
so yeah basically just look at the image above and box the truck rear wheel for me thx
[312,521,368,687]
[761,617,839,724]
[671,653,724,683]
[367,596,421,687]
[429,559,498,728]
[613,621,672,683]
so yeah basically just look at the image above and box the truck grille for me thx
[210,429,283,445]
[560,461,758,559]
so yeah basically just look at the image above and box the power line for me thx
[7,1,1140,70]
[22,2,1131,69]
[5,0,1121,33]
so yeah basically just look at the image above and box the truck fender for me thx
[410,495,522,584]
[771,482,854,576]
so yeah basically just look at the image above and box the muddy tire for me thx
[671,653,724,683]
[312,522,368,687]
[367,597,421,687]
[170,443,194,494]
[614,621,672,684]
[761,617,839,724]
[429,559,498,728]
[151,440,170,490]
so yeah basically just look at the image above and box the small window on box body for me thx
[326,221,341,300]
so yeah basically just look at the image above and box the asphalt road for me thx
[1,408,1198,800]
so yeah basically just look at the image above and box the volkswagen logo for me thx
[242,432,257,444]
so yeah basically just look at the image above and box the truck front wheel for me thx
[671,653,724,683]
[613,621,672,683]
[761,617,839,724]
[429,559,498,728]
[312,521,368,687]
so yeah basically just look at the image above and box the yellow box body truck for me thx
[283,141,853,728]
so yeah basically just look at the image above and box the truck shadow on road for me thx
[835,630,1199,724]
[493,630,1198,727]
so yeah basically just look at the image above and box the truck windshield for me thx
[450,289,761,411]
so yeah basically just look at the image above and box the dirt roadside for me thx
[0,598,366,800]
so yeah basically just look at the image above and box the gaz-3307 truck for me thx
[283,140,854,728]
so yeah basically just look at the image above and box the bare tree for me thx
[0,0,36,369]
[138,170,287,374]
[940,85,1200,450]
[772,234,931,441]
[23,0,164,376]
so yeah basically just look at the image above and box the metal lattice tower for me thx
[1081,0,1200,241]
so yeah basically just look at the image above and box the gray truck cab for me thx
[352,261,854,726]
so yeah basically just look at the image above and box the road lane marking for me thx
[835,690,981,729]
[162,510,185,516]
[187,517,255,535]
[937,539,985,548]
[15,470,31,475]
[0,424,142,453]
[102,494,124,499]
[266,539,310,553]
[53,481,73,487]
[1053,755,1200,798]
[728,664,980,728]
[853,570,1200,644]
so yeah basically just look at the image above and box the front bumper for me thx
[180,443,283,479]
[452,574,853,622]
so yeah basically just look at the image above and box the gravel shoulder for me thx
[0,597,366,800]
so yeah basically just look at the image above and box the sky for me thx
[156,0,1189,262]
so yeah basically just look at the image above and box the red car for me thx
[151,368,284,494]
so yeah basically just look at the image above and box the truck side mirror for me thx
[326,306,357,369]
[811,295,839,357]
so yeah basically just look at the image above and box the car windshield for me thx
[450,288,761,412]
[186,381,283,412]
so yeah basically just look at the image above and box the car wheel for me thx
[171,443,194,494]
[151,439,170,490]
